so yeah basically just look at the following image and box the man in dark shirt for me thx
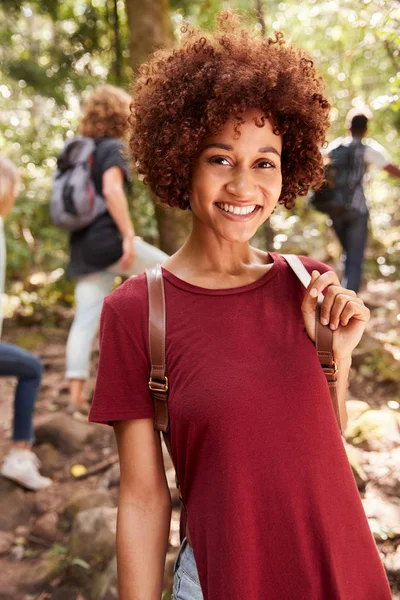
[325,110,400,292]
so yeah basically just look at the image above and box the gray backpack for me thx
[50,137,107,232]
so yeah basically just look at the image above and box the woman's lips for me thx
[215,202,261,221]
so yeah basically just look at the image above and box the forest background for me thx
[0,0,399,325]
[0,2,399,597]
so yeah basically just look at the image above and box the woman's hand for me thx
[118,234,136,271]
[301,270,370,360]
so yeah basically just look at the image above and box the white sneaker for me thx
[1,449,52,491]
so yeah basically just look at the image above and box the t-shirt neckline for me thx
[161,252,283,296]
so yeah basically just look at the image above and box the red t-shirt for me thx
[89,253,391,599]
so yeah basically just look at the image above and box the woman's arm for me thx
[114,418,172,600]
[102,166,136,270]
[302,270,370,432]
[336,357,351,431]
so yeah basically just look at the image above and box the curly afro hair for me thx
[129,13,331,210]
[79,85,131,139]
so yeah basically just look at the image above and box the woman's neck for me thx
[162,228,272,288]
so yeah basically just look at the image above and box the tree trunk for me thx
[125,0,190,254]
[112,0,122,84]
[154,205,191,256]
[255,0,266,38]
[125,0,172,73]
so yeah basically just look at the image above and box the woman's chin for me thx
[216,227,259,245]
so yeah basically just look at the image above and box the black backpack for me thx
[310,140,366,217]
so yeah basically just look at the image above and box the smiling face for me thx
[190,109,283,245]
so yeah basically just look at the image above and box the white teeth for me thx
[217,203,256,216]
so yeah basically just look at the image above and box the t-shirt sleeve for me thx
[323,137,346,156]
[98,139,131,182]
[364,141,391,169]
[89,294,155,425]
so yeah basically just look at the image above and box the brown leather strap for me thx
[146,258,341,548]
[146,265,187,541]
[146,259,342,435]
[282,254,342,433]
[146,265,169,433]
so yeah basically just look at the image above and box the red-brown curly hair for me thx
[129,13,331,210]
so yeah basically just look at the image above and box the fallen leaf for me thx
[71,464,87,478]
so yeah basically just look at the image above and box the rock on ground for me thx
[35,414,101,455]
[345,409,400,452]
[68,506,117,589]
[60,490,114,531]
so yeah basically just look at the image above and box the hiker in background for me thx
[0,155,52,490]
[61,85,167,417]
[312,108,400,292]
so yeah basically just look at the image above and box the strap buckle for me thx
[321,361,338,376]
[148,376,169,393]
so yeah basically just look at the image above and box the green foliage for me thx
[360,348,400,383]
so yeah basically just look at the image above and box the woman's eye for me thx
[257,160,274,169]
[208,156,231,166]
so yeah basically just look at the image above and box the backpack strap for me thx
[146,258,342,436]
[145,265,169,433]
[146,264,186,539]
[281,254,342,433]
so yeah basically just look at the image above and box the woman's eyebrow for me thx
[258,146,281,157]
[202,143,281,157]
[202,143,233,151]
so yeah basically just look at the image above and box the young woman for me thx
[89,16,391,600]
[65,85,167,415]
[0,155,51,490]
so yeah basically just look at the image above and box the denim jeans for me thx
[331,209,369,293]
[0,342,43,442]
[172,539,204,600]
[66,237,168,379]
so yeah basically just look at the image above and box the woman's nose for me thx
[225,169,256,200]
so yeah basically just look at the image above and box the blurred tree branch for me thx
[112,0,122,84]
[384,40,399,73]
[256,0,266,38]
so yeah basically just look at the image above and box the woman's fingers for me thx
[302,270,342,319]
[338,299,370,327]
[303,270,369,331]
[320,287,358,328]
[308,270,341,300]
[303,270,320,314]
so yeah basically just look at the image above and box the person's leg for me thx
[0,342,43,443]
[331,213,347,250]
[0,342,51,490]
[340,211,369,292]
[66,270,116,409]
[331,212,351,288]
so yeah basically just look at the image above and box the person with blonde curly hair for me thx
[65,84,167,415]
[89,16,391,600]
[79,84,132,139]
[0,155,51,490]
